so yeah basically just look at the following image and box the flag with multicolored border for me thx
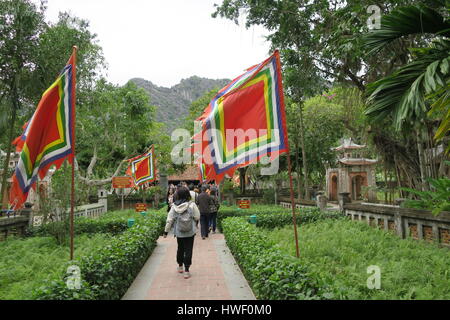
[125,146,156,187]
[9,52,76,209]
[193,50,289,183]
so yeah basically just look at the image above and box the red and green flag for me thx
[192,50,289,183]
[9,52,76,209]
[125,146,156,187]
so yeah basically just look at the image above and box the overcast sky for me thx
[42,0,271,88]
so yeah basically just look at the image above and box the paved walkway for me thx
[122,232,255,300]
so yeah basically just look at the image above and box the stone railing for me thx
[73,203,106,219]
[0,208,33,241]
[278,196,319,209]
[343,203,450,247]
[33,203,107,227]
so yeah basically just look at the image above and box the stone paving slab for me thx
[122,232,255,300]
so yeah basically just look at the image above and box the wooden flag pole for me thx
[287,153,300,258]
[273,50,300,258]
[70,46,77,261]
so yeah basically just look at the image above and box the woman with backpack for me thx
[163,186,200,279]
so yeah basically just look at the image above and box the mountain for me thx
[130,76,229,133]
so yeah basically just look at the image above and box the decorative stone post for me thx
[21,202,34,227]
[338,192,351,212]
[159,173,168,200]
[316,192,328,211]
[98,188,108,213]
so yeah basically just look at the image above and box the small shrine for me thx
[326,138,378,202]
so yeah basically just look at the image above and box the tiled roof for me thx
[168,165,200,181]
[332,138,366,151]
[339,158,378,166]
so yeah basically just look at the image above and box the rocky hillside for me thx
[130,76,229,132]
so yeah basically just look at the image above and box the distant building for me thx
[167,165,200,185]
[326,138,378,202]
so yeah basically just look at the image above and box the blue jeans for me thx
[209,212,217,232]
[200,214,210,238]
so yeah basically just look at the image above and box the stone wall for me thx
[343,203,450,247]
[0,209,32,241]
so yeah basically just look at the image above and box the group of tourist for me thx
[163,181,220,279]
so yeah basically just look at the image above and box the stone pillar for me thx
[98,189,108,213]
[159,173,168,200]
[338,192,351,212]
[316,193,328,211]
[20,202,34,227]
[393,208,404,238]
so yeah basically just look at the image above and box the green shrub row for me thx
[255,209,343,229]
[30,218,128,237]
[222,217,332,300]
[217,205,342,231]
[33,212,166,300]
[29,209,161,238]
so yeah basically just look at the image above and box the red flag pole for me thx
[70,46,77,261]
[274,50,300,258]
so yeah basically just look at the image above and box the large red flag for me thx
[192,51,289,183]
[9,53,76,209]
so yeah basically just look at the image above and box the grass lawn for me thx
[0,233,113,300]
[267,219,450,299]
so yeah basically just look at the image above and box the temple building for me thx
[326,138,378,202]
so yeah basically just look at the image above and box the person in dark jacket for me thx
[197,186,213,239]
[208,187,220,233]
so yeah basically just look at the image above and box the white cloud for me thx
[42,0,271,87]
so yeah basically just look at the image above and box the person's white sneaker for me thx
[184,271,191,279]
[177,266,183,273]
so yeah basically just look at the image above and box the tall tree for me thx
[0,0,45,207]
[75,80,156,187]
[364,3,450,190]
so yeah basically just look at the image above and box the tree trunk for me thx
[274,182,278,205]
[239,167,247,195]
[298,104,310,199]
[295,138,302,201]
[0,88,19,209]
[416,129,428,191]
[384,167,388,204]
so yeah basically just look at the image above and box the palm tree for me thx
[363,3,450,190]
[364,3,449,133]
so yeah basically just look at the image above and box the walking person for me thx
[208,187,220,234]
[163,186,200,279]
[166,187,175,212]
[197,186,212,239]
[188,183,198,205]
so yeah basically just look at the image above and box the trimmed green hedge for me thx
[29,210,160,238]
[255,209,343,229]
[33,212,166,300]
[217,205,342,231]
[217,205,291,231]
[222,217,332,300]
[31,218,128,237]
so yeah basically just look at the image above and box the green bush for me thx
[222,217,332,300]
[255,209,343,229]
[33,212,166,300]
[33,279,97,300]
[217,205,292,231]
[217,205,342,231]
[30,209,160,238]
[30,218,128,237]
